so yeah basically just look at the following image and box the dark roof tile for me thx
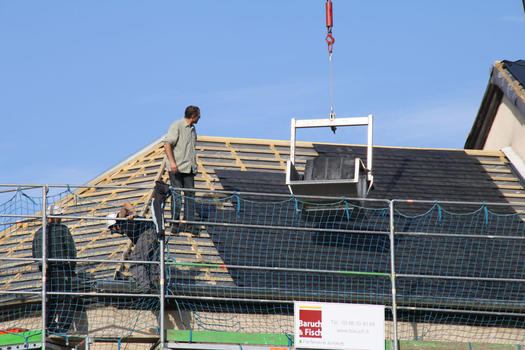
[503,59,525,87]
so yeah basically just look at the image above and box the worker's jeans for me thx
[168,171,195,223]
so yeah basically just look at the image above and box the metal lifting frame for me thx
[289,114,374,183]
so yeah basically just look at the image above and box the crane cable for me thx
[325,0,337,133]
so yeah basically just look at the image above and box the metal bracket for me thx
[288,114,374,183]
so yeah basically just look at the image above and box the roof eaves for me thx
[464,76,503,149]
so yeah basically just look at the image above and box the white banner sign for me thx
[294,301,385,350]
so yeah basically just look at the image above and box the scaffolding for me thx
[0,184,524,350]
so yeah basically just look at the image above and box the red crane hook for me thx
[325,0,333,28]
[325,0,334,53]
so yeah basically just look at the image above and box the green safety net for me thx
[0,187,160,349]
[164,193,524,343]
[393,201,525,344]
[0,185,524,347]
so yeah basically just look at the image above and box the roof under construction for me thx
[0,134,524,348]
[1,135,524,295]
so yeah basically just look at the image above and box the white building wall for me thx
[484,95,525,163]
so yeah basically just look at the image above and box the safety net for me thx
[0,185,524,347]
[0,186,160,349]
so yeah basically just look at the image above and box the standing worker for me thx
[32,204,79,334]
[163,105,200,231]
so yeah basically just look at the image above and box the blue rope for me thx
[66,184,78,206]
[292,194,298,212]
[286,333,293,346]
[17,187,37,206]
[343,196,350,221]
[233,191,241,218]
[482,202,489,225]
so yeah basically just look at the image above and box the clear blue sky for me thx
[1,1,524,186]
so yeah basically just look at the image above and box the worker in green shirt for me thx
[163,105,200,231]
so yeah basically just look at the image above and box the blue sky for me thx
[1,1,524,186]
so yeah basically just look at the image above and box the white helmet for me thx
[106,212,118,228]
[46,204,63,216]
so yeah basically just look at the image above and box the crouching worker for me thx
[106,202,159,293]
